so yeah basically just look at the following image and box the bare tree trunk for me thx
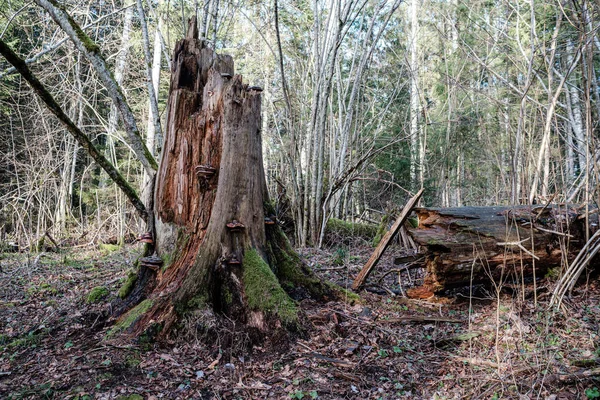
[409,0,420,190]
[566,39,586,174]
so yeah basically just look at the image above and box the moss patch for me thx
[107,299,153,337]
[325,218,378,244]
[86,286,109,303]
[99,243,120,254]
[243,248,298,327]
[116,395,143,400]
[118,269,138,299]
[328,283,362,304]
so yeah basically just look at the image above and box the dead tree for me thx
[113,20,334,340]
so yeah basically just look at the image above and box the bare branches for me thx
[33,0,158,175]
[0,38,148,220]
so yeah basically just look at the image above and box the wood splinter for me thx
[496,238,540,260]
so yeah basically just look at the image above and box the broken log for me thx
[406,205,597,296]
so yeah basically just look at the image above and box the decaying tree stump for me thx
[405,205,597,297]
[112,19,336,341]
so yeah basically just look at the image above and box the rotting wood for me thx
[112,18,338,341]
[546,367,600,384]
[352,188,424,290]
[405,204,597,297]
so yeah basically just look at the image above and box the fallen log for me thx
[406,205,597,297]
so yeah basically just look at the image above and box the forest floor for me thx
[1,243,600,399]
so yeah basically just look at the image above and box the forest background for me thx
[0,0,597,249]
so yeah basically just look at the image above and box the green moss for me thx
[107,299,153,337]
[328,283,362,304]
[99,243,120,254]
[86,286,109,303]
[325,218,378,243]
[187,293,208,309]
[46,0,101,54]
[69,19,100,53]
[243,248,298,327]
[26,282,58,297]
[116,395,144,400]
[118,269,138,299]
[222,286,233,307]
[161,252,173,271]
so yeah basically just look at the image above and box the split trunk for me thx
[114,21,332,340]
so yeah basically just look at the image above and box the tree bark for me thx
[114,20,335,341]
[406,205,593,297]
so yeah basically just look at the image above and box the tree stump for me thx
[112,19,335,342]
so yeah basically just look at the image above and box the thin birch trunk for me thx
[34,0,157,174]
[409,0,420,189]
[566,39,586,173]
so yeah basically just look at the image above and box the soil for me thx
[1,242,599,399]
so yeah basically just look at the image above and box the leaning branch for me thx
[0,38,148,220]
[34,0,158,175]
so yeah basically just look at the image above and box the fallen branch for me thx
[352,188,423,289]
[380,316,464,324]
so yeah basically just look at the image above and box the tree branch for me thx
[34,0,158,175]
[0,38,148,220]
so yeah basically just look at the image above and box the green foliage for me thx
[86,286,109,303]
[586,388,600,399]
[331,247,348,266]
[243,248,298,327]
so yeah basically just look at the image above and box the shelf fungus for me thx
[227,256,242,266]
[264,216,276,225]
[140,255,163,271]
[195,165,217,179]
[226,220,245,232]
[221,72,232,80]
[138,232,154,244]
[247,86,263,93]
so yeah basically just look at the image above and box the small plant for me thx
[331,247,348,266]
[586,387,600,399]
[290,390,305,399]
[377,349,389,358]
[26,282,58,298]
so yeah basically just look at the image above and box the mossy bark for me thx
[115,20,337,341]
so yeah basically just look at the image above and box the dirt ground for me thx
[1,243,600,399]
